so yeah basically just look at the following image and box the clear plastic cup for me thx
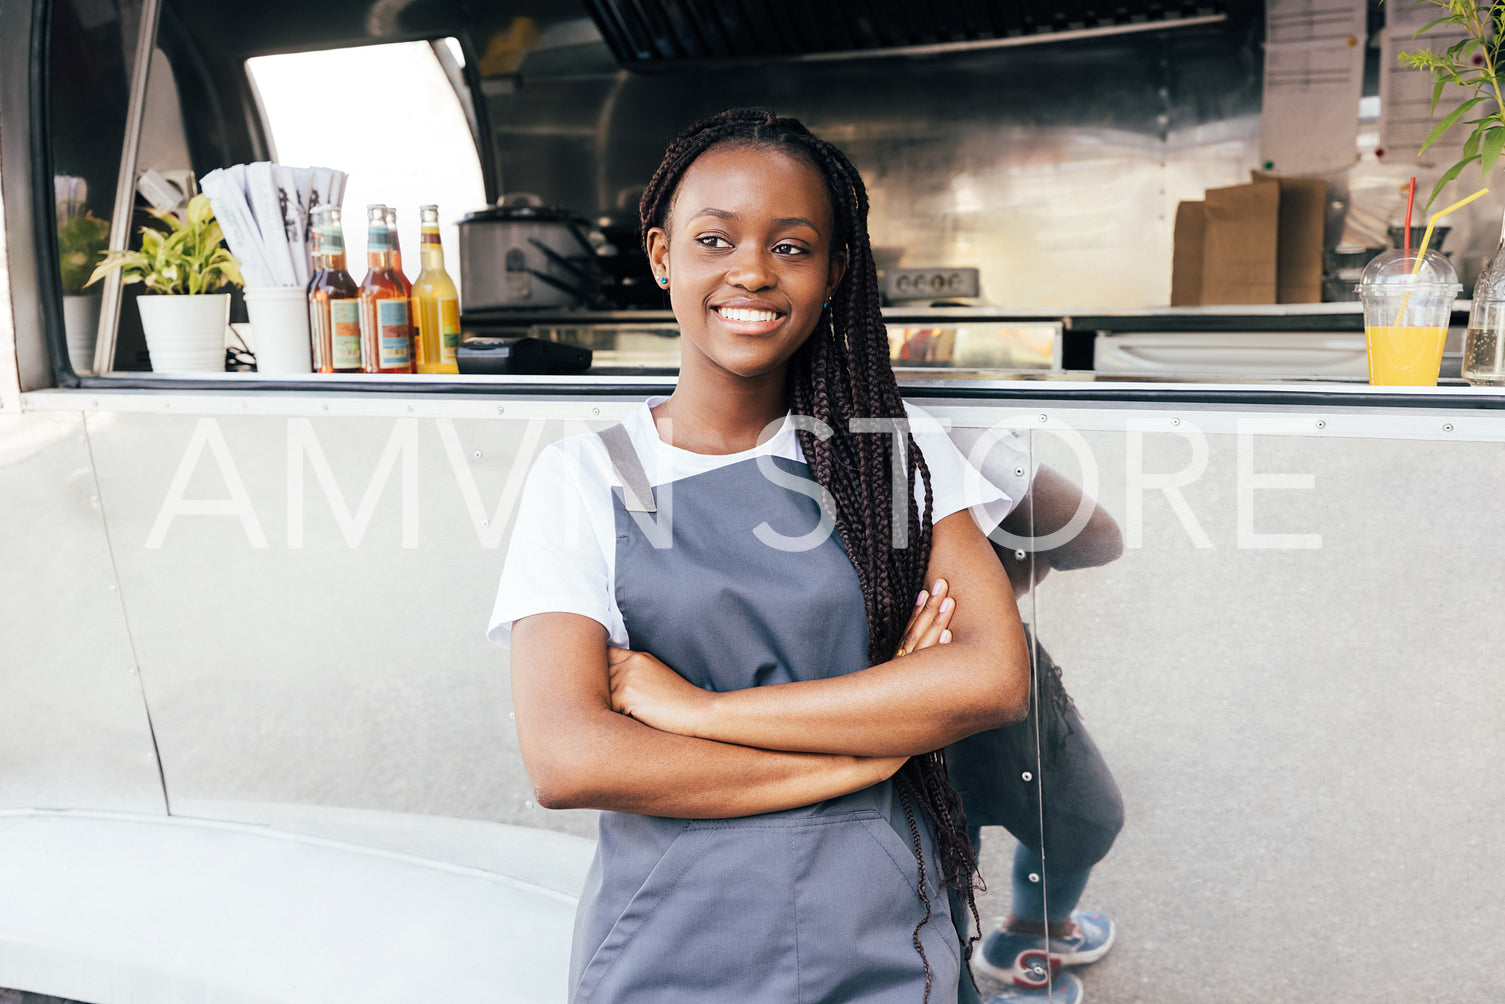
[1355,248,1460,386]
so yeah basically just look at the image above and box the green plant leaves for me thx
[81,197,242,294]
[1424,153,1481,213]
[1400,0,1505,211]
[1483,125,1505,173]
[1418,95,1487,156]
[186,193,214,228]
[56,212,112,294]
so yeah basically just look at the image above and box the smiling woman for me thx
[645,144,845,446]
[489,108,1031,1003]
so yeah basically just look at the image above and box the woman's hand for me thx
[894,578,957,659]
[514,612,917,818]
[607,646,715,737]
[620,511,1028,758]
[608,580,959,741]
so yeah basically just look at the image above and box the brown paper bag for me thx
[1254,172,1326,304]
[1171,201,1206,307]
[1201,181,1280,305]
[1171,176,1327,306]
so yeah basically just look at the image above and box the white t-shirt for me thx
[486,398,1015,649]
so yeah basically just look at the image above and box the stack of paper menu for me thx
[200,164,347,289]
[1380,2,1472,164]
[1259,0,1367,176]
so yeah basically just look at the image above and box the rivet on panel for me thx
[1014,466,1025,478]
[593,407,601,416]
[481,520,491,528]
[321,403,329,411]
[1028,872,1040,883]
[1171,417,1181,427]
[497,405,506,414]
[525,801,535,810]
[1444,422,1455,432]
[473,450,483,459]
[1037,413,1047,423]
[1021,771,1033,781]
[1014,549,1026,561]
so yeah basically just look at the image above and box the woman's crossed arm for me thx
[511,612,910,818]
[608,509,1031,759]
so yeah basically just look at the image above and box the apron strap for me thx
[598,423,657,513]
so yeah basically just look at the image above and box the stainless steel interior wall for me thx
[484,10,1503,311]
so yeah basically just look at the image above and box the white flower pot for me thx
[137,293,230,374]
[61,294,102,374]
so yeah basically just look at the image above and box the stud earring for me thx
[658,276,669,286]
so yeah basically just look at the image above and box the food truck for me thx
[3,1,1504,1001]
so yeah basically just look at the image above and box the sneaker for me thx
[972,911,1116,986]
[982,972,1085,1004]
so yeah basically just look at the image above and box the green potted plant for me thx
[86,193,244,373]
[56,210,111,373]
[1398,2,1505,384]
[1396,0,1505,210]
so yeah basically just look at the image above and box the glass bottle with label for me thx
[358,203,413,374]
[385,206,416,367]
[1464,205,1505,385]
[411,204,461,374]
[384,206,414,292]
[307,206,362,374]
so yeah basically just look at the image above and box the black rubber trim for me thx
[63,373,1505,410]
[457,32,498,207]
[1062,308,1468,334]
[30,0,76,388]
[896,381,1505,409]
[72,374,682,397]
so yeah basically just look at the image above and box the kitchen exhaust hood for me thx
[583,0,1229,69]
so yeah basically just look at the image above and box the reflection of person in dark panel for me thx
[947,428,1127,1003]
[490,109,1039,1002]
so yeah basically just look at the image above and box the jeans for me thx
[947,653,1124,999]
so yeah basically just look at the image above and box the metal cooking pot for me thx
[458,195,605,311]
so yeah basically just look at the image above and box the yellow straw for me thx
[1413,187,1490,268]
[1391,186,1489,327]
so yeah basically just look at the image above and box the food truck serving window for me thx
[244,42,484,308]
[30,0,1505,403]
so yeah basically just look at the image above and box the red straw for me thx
[1404,177,1417,252]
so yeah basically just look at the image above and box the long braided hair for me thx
[639,108,982,991]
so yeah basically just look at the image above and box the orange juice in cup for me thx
[1364,325,1448,385]
[1356,249,1460,387]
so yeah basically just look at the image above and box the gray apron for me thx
[569,424,960,1002]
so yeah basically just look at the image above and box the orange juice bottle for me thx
[411,204,460,374]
